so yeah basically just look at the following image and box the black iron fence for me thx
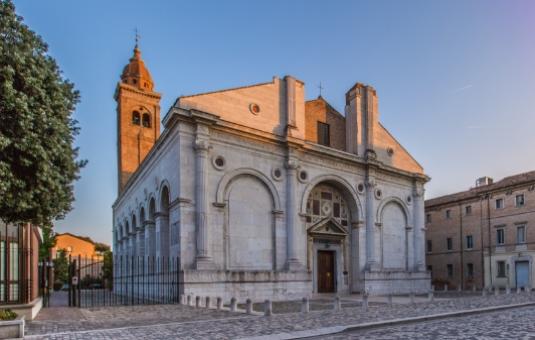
[62,255,180,308]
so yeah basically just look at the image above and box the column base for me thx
[194,257,216,270]
[287,259,304,271]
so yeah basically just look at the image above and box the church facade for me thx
[112,44,430,300]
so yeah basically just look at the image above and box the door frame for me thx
[515,260,530,289]
[312,241,342,294]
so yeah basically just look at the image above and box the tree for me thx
[39,224,56,260]
[94,242,110,254]
[53,249,69,284]
[0,0,86,226]
[102,250,113,289]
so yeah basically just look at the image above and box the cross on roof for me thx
[134,28,140,48]
[318,82,324,97]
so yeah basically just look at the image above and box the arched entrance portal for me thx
[305,183,355,294]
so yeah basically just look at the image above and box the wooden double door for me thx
[317,250,336,293]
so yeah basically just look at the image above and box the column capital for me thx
[365,177,377,189]
[194,138,210,152]
[285,158,300,170]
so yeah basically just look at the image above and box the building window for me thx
[517,225,526,244]
[446,209,451,219]
[497,261,506,278]
[142,113,151,128]
[496,198,504,209]
[426,214,431,223]
[132,111,141,125]
[447,264,453,278]
[466,235,474,249]
[317,122,330,147]
[447,237,453,251]
[465,205,472,215]
[467,263,474,278]
[427,240,432,253]
[496,228,505,245]
[516,194,525,207]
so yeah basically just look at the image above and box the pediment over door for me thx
[307,217,348,239]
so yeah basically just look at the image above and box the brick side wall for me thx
[304,98,346,151]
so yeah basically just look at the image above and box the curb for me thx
[241,301,535,340]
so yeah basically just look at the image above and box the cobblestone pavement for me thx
[318,305,535,339]
[26,292,535,339]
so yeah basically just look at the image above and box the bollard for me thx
[387,293,393,307]
[195,296,201,308]
[333,296,341,311]
[362,292,369,312]
[180,294,185,305]
[506,285,511,295]
[482,288,487,297]
[409,292,415,305]
[301,297,310,313]
[205,296,211,308]
[517,286,521,294]
[264,299,272,316]
[494,287,499,296]
[230,297,237,312]
[245,298,253,314]
[444,284,448,292]
[187,294,192,306]
[216,297,223,310]
[457,286,462,293]
[472,286,476,293]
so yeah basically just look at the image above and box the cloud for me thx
[452,84,473,93]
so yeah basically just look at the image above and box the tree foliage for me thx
[94,242,110,254]
[0,0,86,226]
[53,249,69,284]
[39,224,56,260]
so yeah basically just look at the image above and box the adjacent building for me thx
[425,172,535,290]
[0,221,43,319]
[112,43,431,300]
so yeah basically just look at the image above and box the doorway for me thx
[516,261,530,288]
[317,250,335,293]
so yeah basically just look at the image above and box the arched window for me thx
[142,113,151,128]
[132,111,141,125]
[306,184,349,227]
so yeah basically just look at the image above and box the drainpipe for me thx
[459,204,464,290]
[480,197,485,290]
[487,194,493,288]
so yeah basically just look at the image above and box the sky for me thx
[12,0,535,244]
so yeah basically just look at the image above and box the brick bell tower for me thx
[115,40,161,193]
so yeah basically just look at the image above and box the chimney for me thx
[475,176,494,187]
[345,83,379,156]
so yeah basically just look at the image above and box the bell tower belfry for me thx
[115,41,161,193]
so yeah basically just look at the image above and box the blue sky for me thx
[13,0,535,244]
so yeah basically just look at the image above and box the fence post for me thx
[230,297,237,312]
[264,299,272,316]
[245,299,253,314]
[301,297,309,313]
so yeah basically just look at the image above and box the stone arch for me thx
[215,168,281,211]
[224,173,276,270]
[300,174,363,222]
[158,180,171,213]
[376,196,411,225]
[148,196,156,221]
[377,197,410,270]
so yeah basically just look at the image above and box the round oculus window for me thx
[212,155,226,170]
[249,103,261,115]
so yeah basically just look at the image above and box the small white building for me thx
[112,45,430,301]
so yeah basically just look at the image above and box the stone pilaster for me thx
[144,222,156,258]
[137,229,145,258]
[413,182,426,271]
[155,213,169,258]
[285,158,302,271]
[129,234,136,257]
[194,127,214,269]
[365,177,379,271]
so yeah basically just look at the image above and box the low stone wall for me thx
[363,270,431,295]
[0,315,24,339]
[0,297,42,320]
[181,270,313,301]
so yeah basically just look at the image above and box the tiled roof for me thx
[425,171,535,207]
